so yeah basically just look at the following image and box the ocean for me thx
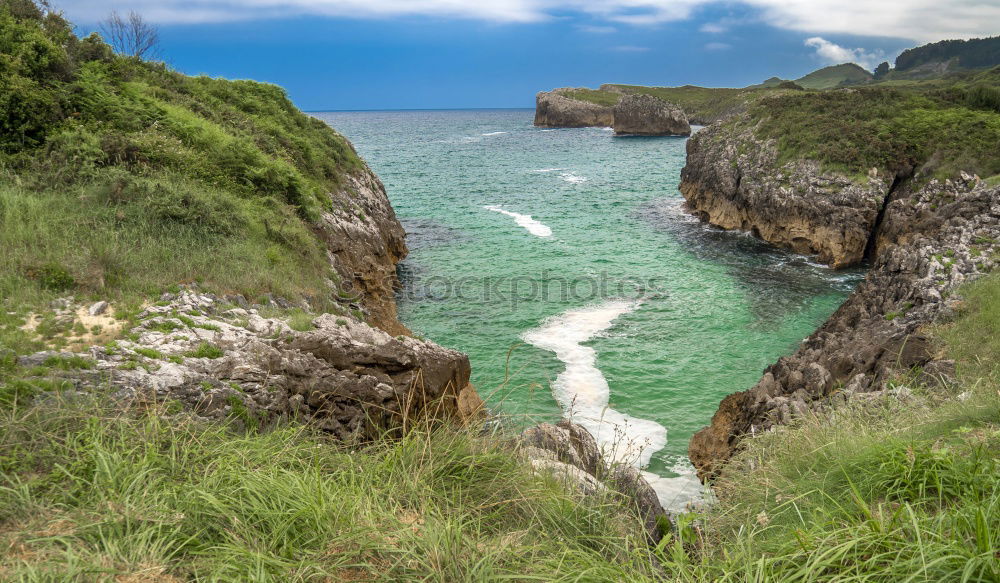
[314,109,863,509]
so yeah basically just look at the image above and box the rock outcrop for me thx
[520,421,666,543]
[682,119,1000,479]
[534,90,614,128]
[21,288,481,439]
[320,167,409,335]
[613,94,691,136]
[679,116,887,268]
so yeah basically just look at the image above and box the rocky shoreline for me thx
[681,116,1000,479]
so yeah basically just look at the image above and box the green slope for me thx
[0,0,366,335]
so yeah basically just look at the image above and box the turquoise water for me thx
[315,109,861,505]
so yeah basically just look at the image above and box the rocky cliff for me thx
[534,89,690,135]
[534,90,614,128]
[682,119,1000,479]
[613,94,691,136]
[319,166,409,336]
[679,116,887,268]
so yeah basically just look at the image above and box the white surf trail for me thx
[522,300,703,510]
[483,205,552,238]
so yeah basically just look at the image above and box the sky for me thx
[62,0,1000,110]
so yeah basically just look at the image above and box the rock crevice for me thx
[682,120,1000,479]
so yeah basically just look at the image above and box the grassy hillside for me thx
[747,67,1000,179]
[793,62,873,89]
[0,0,364,356]
[896,36,1000,73]
[558,85,766,124]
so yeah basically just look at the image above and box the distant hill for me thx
[794,63,873,89]
[895,36,1000,75]
[752,63,872,90]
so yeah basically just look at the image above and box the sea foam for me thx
[483,205,553,238]
[481,131,508,136]
[559,172,588,184]
[522,301,667,468]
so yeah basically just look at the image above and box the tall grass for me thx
[0,397,660,582]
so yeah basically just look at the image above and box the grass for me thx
[749,69,1000,178]
[653,274,1000,581]
[0,3,362,328]
[0,400,659,582]
[184,342,224,359]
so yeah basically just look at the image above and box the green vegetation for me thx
[896,35,1000,73]
[750,67,1000,178]
[603,85,755,123]
[561,87,620,107]
[0,1,362,327]
[0,401,659,581]
[2,276,999,581]
[646,274,1000,581]
[185,342,224,359]
[793,62,873,89]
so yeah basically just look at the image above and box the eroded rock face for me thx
[521,421,666,543]
[612,94,691,136]
[320,167,408,335]
[23,290,482,440]
[679,115,888,268]
[683,123,1000,479]
[534,90,614,128]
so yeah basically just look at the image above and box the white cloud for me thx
[59,0,1000,42]
[704,42,731,50]
[699,22,727,33]
[804,36,883,69]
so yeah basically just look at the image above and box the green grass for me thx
[559,88,621,107]
[653,274,1000,581]
[750,78,1000,178]
[794,63,874,89]
[0,400,659,581]
[0,3,364,332]
[184,342,224,359]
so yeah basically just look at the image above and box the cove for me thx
[315,109,864,509]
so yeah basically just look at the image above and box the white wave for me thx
[642,471,707,513]
[559,172,588,184]
[483,205,552,238]
[530,168,566,173]
[522,301,667,468]
[540,129,556,132]
[481,131,508,136]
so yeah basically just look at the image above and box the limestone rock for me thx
[613,94,691,136]
[533,90,614,128]
[683,118,1000,480]
[520,420,666,543]
[26,289,479,440]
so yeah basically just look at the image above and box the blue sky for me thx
[64,1,1000,110]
